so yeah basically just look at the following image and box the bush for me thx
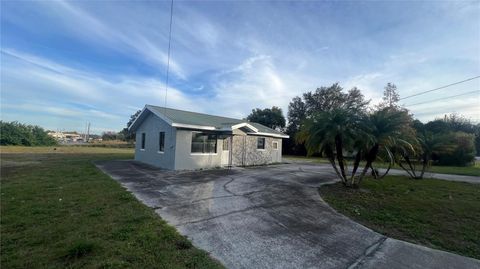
[434,132,475,166]
[0,121,57,146]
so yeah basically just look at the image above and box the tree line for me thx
[245,83,478,187]
[0,121,57,146]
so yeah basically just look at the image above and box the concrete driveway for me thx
[96,161,480,269]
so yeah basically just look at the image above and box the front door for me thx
[221,137,231,167]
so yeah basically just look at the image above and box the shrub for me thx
[0,121,57,146]
[434,132,475,166]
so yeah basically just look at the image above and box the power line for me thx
[413,103,480,115]
[400,75,480,100]
[404,90,480,107]
[164,0,174,111]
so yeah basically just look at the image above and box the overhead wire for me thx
[164,0,175,151]
[404,90,480,107]
[399,75,480,100]
[164,0,174,112]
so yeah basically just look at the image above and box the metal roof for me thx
[129,105,288,138]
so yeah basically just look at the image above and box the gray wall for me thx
[174,130,224,170]
[134,112,176,169]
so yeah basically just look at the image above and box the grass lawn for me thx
[284,155,480,177]
[0,146,223,269]
[283,155,331,164]
[319,176,480,259]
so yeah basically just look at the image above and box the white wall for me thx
[134,113,176,169]
[174,130,224,170]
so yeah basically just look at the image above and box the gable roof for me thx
[129,105,289,138]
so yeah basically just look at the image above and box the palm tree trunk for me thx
[398,162,415,178]
[350,150,362,183]
[404,155,418,179]
[334,135,348,183]
[357,143,379,187]
[370,164,378,179]
[326,147,345,184]
[419,153,428,179]
[378,147,394,179]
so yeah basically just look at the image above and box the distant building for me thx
[47,131,65,141]
[48,131,84,143]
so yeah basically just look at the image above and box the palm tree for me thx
[397,131,453,179]
[356,108,415,185]
[297,107,367,187]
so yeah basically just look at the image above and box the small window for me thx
[223,138,229,151]
[141,133,146,149]
[159,132,165,152]
[257,137,265,150]
[272,141,278,150]
[191,132,217,153]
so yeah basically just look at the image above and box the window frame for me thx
[257,137,266,150]
[141,133,146,150]
[223,138,229,151]
[158,131,165,153]
[272,141,278,150]
[190,132,218,155]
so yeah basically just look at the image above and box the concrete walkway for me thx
[96,161,480,269]
[285,158,480,184]
[381,168,480,184]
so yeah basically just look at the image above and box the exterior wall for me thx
[134,113,176,169]
[231,135,282,166]
[134,113,283,170]
[174,130,225,170]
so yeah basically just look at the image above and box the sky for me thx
[1,0,479,134]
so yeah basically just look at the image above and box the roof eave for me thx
[171,123,216,131]
[128,105,175,132]
[246,132,289,139]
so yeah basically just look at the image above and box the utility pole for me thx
[84,122,88,141]
[87,122,90,142]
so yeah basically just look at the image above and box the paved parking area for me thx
[96,161,480,269]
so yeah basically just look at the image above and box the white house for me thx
[128,105,289,170]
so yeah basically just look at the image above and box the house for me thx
[128,105,289,170]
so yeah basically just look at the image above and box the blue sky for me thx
[1,1,479,134]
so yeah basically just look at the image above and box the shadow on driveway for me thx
[96,160,480,269]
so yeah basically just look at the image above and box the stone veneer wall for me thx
[231,135,282,166]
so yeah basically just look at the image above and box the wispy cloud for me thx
[32,0,187,79]
[1,1,479,131]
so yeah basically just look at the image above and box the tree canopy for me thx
[285,83,370,155]
[378,83,400,109]
[246,106,286,130]
[119,109,142,142]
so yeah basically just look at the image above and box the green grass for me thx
[423,163,480,177]
[283,155,331,164]
[319,176,480,259]
[284,155,480,176]
[370,161,480,177]
[1,146,223,269]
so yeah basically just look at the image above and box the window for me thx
[141,133,146,149]
[159,132,165,152]
[272,141,278,150]
[191,132,217,153]
[257,137,265,150]
[223,138,229,151]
